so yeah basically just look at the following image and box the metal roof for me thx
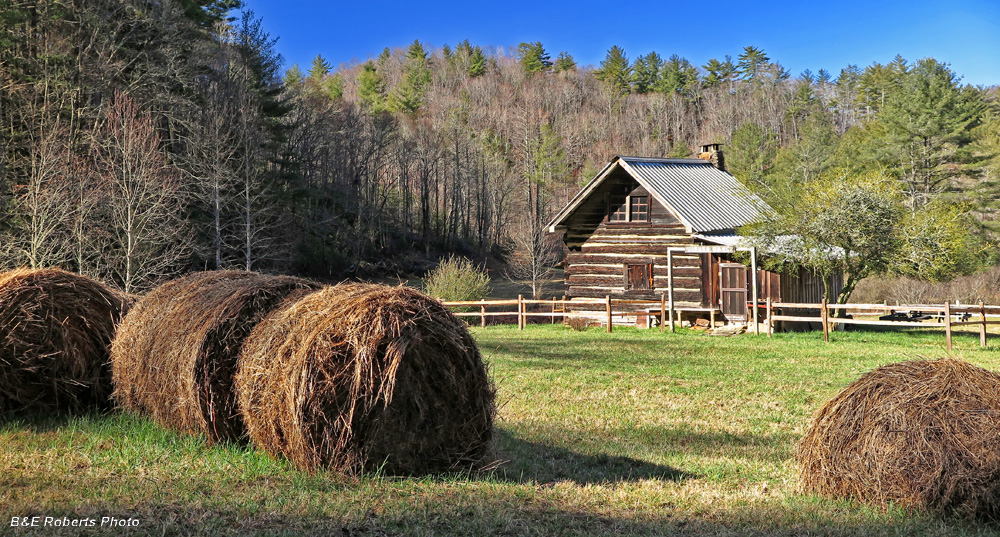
[546,156,772,234]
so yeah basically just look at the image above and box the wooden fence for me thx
[440,295,672,334]
[439,296,1000,349]
[767,299,1000,350]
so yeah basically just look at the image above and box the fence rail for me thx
[766,299,1000,350]
[440,295,1000,349]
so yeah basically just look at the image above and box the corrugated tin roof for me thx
[618,157,771,233]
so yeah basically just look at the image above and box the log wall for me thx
[564,223,707,305]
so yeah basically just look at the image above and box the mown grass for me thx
[3,326,1000,536]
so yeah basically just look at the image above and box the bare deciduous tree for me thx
[93,92,190,293]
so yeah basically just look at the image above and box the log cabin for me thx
[545,146,843,326]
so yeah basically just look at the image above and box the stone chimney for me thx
[699,143,725,172]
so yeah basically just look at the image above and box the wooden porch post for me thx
[606,295,612,333]
[751,246,759,335]
[667,249,675,333]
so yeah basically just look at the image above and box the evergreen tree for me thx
[736,46,770,82]
[702,56,735,89]
[631,52,661,93]
[656,54,697,97]
[877,58,986,208]
[553,51,576,73]
[728,122,778,187]
[832,65,863,131]
[516,42,551,75]
[284,64,304,87]
[468,45,487,77]
[768,109,837,206]
[595,45,632,96]
[858,56,908,115]
[969,110,1000,234]
[357,60,388,114]
[389,40,432,114]
[308,55,331,82]
[786,75,817,139]
[179,0,243,28]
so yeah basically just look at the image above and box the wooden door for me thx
[720,263,747,321]
[625,262,652,291]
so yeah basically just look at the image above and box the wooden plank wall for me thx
[561,176,706,306]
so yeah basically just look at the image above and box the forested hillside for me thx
[2,1,997,291]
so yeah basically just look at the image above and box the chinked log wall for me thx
[564,224,705,304]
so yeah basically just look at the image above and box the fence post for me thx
[606,295,612,333]
[551,297,556,325]
[821,298,829,343]
[481,302,486,328]
[766,297,773,338]
[945,301,952,351]
[518,295,524,330]
[981,301,988,348]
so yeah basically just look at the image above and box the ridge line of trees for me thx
[2,5,998,296]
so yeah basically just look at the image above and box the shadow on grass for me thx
[487,429,693,485]
[15,497,977,537]
[0,407,111,432]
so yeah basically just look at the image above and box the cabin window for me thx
[608,195,627,222]
[624,262,653,291]
[629,195,649,222]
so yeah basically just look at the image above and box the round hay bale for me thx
[797,358,1000,519]
[236,283,495,474]
[111,270,320,442]
[0,268,127,413]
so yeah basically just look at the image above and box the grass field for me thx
[3,326,1000,536]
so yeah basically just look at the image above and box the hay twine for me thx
[236,283,496,474]
[0,268,127,413]
[110,270,320,442]
[797,358,1000,519]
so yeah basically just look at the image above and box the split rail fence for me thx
[766,299,1000,350]
[439,295,1000,350]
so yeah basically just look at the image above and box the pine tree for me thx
[389,40,432,114]
[595,45,631,96]
[553,51,576,73]
[737,46,770,82]
[832,65,863,131]
[631,52,661,93]
[284,64,304,87]
[702,56,735,89]
[858,56,908,115]
[468,45,486,77]
[516,42,551,75]
[357,60,388,114]
[656,54,697,96]
[728,122,778,188]
[877,58,986,208]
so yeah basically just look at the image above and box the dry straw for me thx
[0,268,127,413]
[798,358,1000,519]
[236,283,495,474]
[111,270,319,442]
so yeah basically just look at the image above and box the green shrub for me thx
[423,256,491,302]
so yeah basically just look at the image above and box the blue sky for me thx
[239,0,1000,86]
